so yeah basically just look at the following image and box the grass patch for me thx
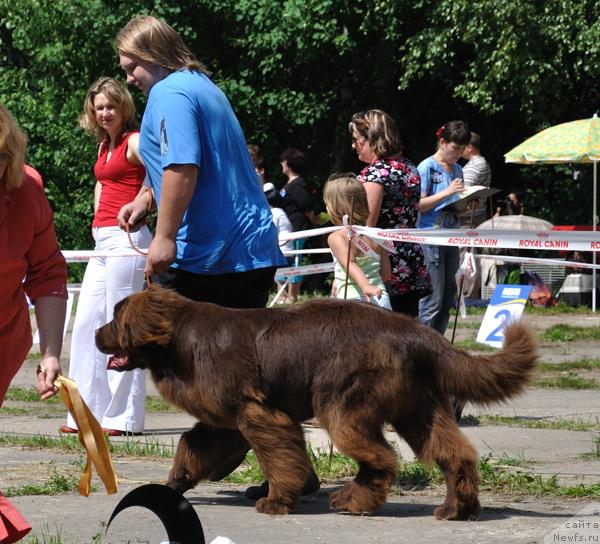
[477,455,561,495]
[535,372,598,389]
[538,359,600,372]
[0,432,175,458]
[451,303,593,317]
[542,324,600,342]
[450,338,496,352]
[224,450,264,484]
[3,389,173,415]
[394,455,600,497]
[452,321,482,329]
[228,446,600,498]
[525,303,593,316]
[24,526,65,544]
[5,433,598,499]
[5,387,61,403]
[224,445,359,484]
[109,436,175,458]
[0,406,32,416]
[0,433,83,452]
[6,462,82,497]
[24,525,105,544]
[145,396,174,412]
[310,445,358,479]
[472,414,600,432]
[396,460,443,489]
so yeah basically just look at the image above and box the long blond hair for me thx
[80,77,138,143]
[116,15,209,75]
[0,103,27,190]
[323,174,370,226]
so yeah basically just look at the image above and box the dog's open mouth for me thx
[107,354,131,371]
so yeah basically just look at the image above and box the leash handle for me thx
[125,188,154,285]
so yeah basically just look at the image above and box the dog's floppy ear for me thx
[117,289,174,350]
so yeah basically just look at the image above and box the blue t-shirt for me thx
[140,70,286,274]
[416,156,464,229]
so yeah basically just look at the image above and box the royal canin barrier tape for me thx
[61,225,600,264]
[276,225,600,253]
[275,262,335,277]
[62,250,333,278]
[351,226,600,253]
[474,253,600,270]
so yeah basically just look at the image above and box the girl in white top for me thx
[323,174,392,309]
[264,183,295,300]
[263,182,294,252]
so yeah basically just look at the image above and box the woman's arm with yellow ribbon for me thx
[37,367,117,496]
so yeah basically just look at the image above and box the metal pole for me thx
[594,161,598,313]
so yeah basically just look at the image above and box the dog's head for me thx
[96,285,181,372]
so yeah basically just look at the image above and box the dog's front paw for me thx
[166,476,194,494]
[255,497,290,515]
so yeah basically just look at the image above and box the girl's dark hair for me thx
[265,188,284,208]
[436,120,470,146]
[280,147,307,175]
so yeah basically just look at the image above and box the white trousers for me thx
[67,225,152,432]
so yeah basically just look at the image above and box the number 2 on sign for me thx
[485,309,512,343]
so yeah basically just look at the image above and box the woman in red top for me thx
[62,78,151,436]
[0,103,68,543]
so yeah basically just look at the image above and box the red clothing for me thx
[0,165,66,543]
[0,493,31,543]
[0,166,68,405]
[92,131,145,227]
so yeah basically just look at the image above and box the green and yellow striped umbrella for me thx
[505,114,600,164]
[504,113,600,312]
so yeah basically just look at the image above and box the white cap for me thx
[263,182,276,192]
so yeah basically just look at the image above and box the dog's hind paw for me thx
[255,498,291,516]
[330,482,379,515]
[434,500,480,521]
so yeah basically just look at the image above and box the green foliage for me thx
[1,0,599,269]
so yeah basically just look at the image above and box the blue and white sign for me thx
[476,285,532,348]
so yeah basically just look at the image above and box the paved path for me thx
[1,311,599,542]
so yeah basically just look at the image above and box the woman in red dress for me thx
[0,103,68,543]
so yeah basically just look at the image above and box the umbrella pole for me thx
[594,161,598,313]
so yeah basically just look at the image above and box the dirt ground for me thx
[1,305,599,543]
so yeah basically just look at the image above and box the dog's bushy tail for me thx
[438,322,539,404]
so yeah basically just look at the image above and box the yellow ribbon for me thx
[54,376,118,496]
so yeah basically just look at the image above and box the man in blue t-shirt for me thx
[116,17,285,309]
[115,14,319,503]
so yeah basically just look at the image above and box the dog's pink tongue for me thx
[107,355,128,370]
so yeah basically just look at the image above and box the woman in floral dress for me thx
[348,109,431,316]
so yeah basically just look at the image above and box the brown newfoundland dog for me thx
[96,284,538,519]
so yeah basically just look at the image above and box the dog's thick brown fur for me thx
[96,284,538,519]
